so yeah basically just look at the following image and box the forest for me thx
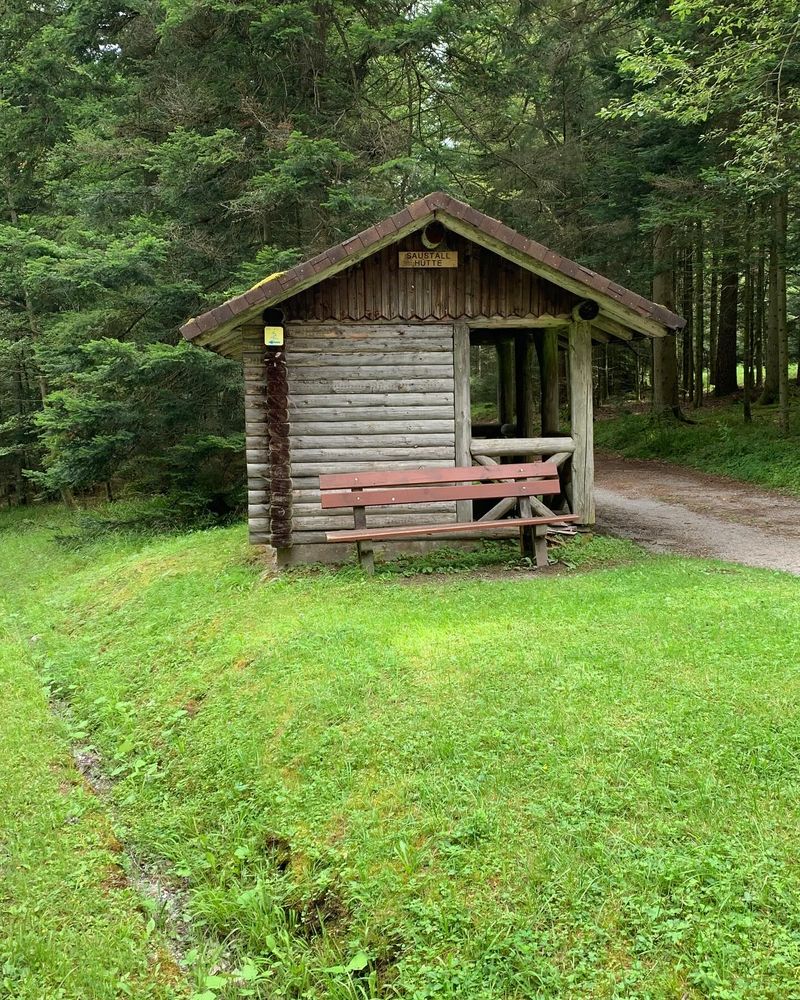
[1,0,798,514]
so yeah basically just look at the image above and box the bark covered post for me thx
[535,329,560,434]
[265,342,292,555]
[652,225,681,417]
[242,324,270,545]
[568,314,595,525]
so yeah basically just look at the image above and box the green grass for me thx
[2,507,800,998]
[0,599,184,998]
[595,400,800,494]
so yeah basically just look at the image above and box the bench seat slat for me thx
[321,479,561,509]
[319,461,556,491]
[326,515,579,544]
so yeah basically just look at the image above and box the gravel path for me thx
[595,454,800,575]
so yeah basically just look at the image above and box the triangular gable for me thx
[180,192,685,351]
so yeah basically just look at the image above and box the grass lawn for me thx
[0,600,183,998]
[2,506,800,998]
[595,398,800,494]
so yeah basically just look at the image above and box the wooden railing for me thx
[470,437,575,518]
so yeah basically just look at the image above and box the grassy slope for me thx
[0,602,184,998]
[594,401,800,494]
[2,508,800,998]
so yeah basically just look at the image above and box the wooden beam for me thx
[593,314,637,341]
[453,323,472,522]
[568,318,595,524]
[465,315,571,329]
[194,211,437,346]
[470,436,575,457]
[442,215,672,339]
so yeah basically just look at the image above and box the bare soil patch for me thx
[596,453,800,574]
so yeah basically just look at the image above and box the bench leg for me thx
[352,505,374,574]
[533,525,549,569]
[356,540,375,575]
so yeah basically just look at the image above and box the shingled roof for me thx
[181,191,685,349]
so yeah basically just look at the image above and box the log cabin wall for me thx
[283,232,580,324]
[285,323,458,546]
[242,324,270,544]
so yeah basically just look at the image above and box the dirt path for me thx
[595,454,800,575]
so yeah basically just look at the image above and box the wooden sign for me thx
[399,250,458,269]
[263,325,284,346]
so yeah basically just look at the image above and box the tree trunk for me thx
[776,189,789,432]
[714,230,739,396]
[761,197,780,405]
[682,244,694,402]
[694,219,705,407]
[497,340,515,428]
[743,209,753,424]
[755,229,765,390]
[652,225,681,417]
[709,250,719,384]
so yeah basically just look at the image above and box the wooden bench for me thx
[319,462,578,573]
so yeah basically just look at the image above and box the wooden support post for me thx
[535,329,560,435]
[453,324,472,522]
[515,332,537,438]
[353,506,374,575]
[518,496,534,560]
[497,339,515,427]
[568,316,595,525]
[242,324,271,546]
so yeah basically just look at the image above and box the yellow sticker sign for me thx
[398,250,458,269]
[264,325,284,346]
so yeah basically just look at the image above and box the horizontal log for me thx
[326,514,579,544]
[470,437,575,457]
[292,500,456,515]
[289,365,453,381]
[286,379,454,394]
[286,324,453,339]
[292,446,454,462]
[286,338,451,354]
[290,393,454,409]
[289,433,455,449]
[293,512,459,531]
[248,516,271,530]
[249,533,271,545]
[291,460,454,477]
[288,352,453,368]
[288,408,454,424]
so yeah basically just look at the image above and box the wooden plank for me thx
[322,480,561,509]
[569,318,595,524]
[478,496,518,522]
[287,379,454,394]
[285,323,453,339]
[287,339,452,354]
[288,351,454,368]
[292,460,455,477]
[326,514,579,543]
[289,365,453,380]
[470,437,575,457]
[442,215,670,339]
[294,512,459,530]
[290,394,454,409]
[453,322,471,522]
[288,412,455,426]
[290,433,454,449]
[293,446,453,462]
[320,462,557,490]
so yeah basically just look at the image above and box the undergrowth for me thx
[595,401,800,494]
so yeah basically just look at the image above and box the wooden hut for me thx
[181,192,684,565]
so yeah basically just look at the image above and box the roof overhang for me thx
[181,192,685,354]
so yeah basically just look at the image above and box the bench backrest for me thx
[320,462,560,509]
